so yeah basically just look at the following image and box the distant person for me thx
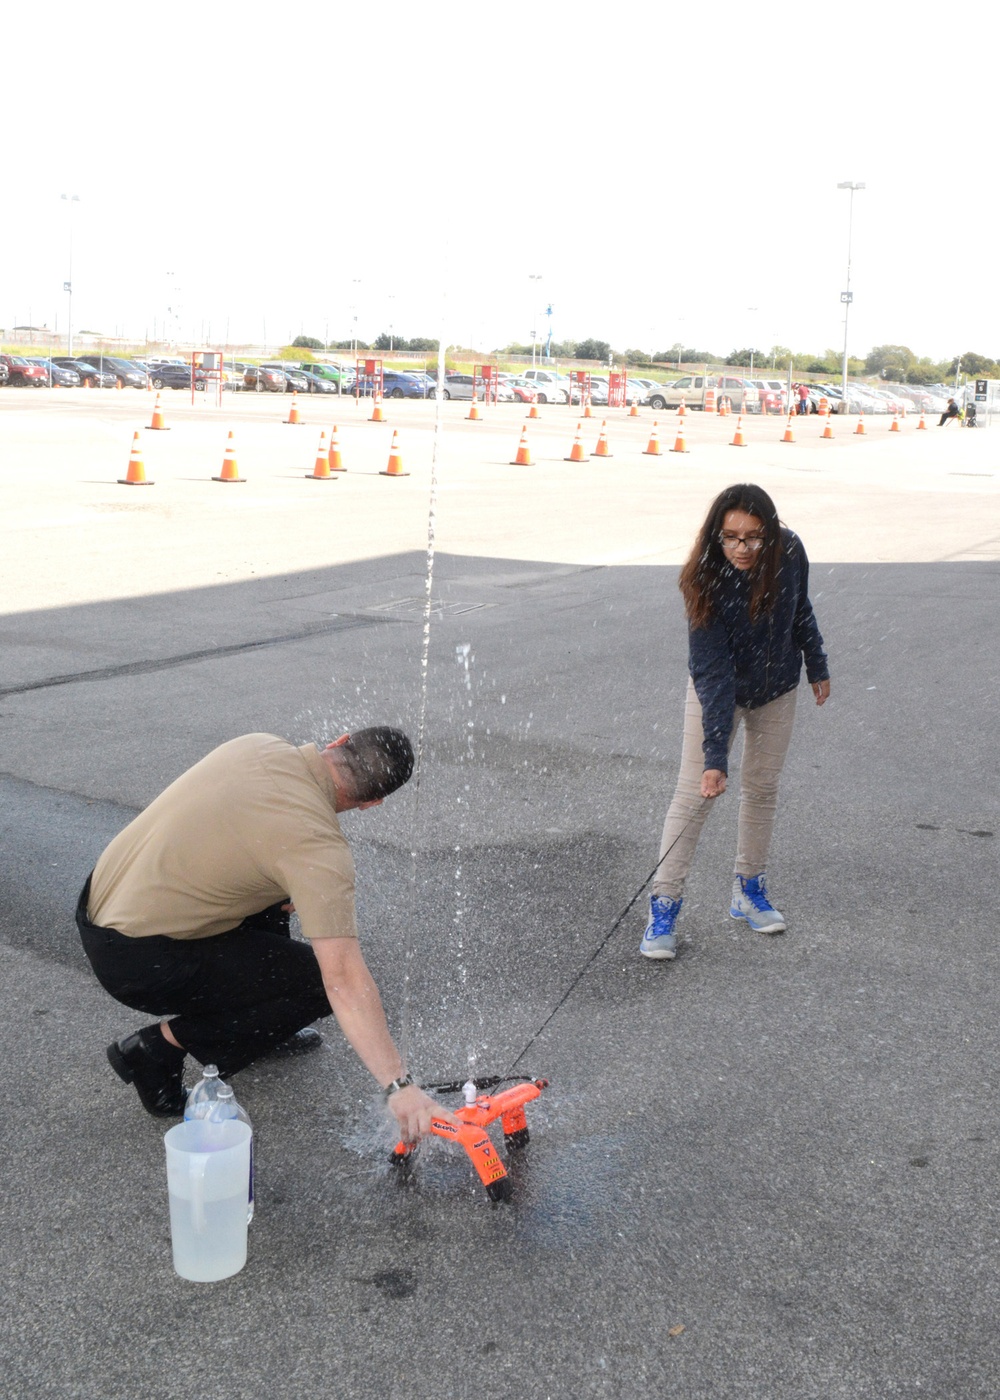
[938,398,961,426]
[796,382,810,415]
[77,729,454,1144]
[640,484,830,961]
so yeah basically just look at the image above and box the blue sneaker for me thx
[640,894,682,960]
[730,874,786,934]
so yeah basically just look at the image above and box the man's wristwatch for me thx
[383,1072,415,1099]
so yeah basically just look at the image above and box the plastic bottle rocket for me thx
[184,1064,224,1120]
[186,1070,254,1223]
[206,1086,254,1223]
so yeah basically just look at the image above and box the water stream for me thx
[399,338,447,1071]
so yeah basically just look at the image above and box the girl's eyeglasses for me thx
[719,532,765,551]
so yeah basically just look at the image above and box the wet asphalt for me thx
[1,391,998,1399]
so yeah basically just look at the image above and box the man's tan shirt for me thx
[88,734,357,942]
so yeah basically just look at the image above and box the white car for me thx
[521,369,570,404]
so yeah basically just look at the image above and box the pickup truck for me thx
[0,353,48,387]
[647,374,756,411]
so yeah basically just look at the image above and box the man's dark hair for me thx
[341,727,414,802]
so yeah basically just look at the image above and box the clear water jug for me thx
[164,1117,252,1282]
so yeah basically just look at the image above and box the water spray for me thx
[390,801,711,1202]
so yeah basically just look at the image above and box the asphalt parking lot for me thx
[1,387,998,1399]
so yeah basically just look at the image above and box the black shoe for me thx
[107,1032,186,1117]
[264,1027,323,1059]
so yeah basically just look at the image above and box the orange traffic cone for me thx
[467,392,481,421]
[510,425,532,466]
[583,397,594,419]
[821,408,834,439]
[643,421,662,456]
[678,398,687,417]
[213,430,245,482]
[731,415,747,447]
[629,398,639,417]
[593,421,612,458]
[670,420,689,453]
[380,429,409,477]
[917,411,927,429]
[781,413,795,443]
[285,392,301,425]
[855,412,866,435]
[327,425,345,472]
[118,430,153,485]
[370,394,385,423]
[565,423,588,463]
[307,430,334,479]
[147,392,169,431]
[528,400,540,419]
[889,410,901,433]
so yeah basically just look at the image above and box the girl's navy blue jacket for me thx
[689,528,829,774]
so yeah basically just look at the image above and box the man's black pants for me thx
[76,879,330,1075]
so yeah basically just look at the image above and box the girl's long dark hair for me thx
[679,484,783,628]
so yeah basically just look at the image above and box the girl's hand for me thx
[811,680,830,706]
[701,769,727,798]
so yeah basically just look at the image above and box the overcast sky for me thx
[3,4,994,362]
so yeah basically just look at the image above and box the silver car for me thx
[429,374,513,402]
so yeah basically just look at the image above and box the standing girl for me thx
[641,483,830,960]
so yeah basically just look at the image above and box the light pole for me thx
[61,194,80,354]
[166,271,182,348]
[350,278,361,359]
[837,181,865,405]
[528,274,542,368]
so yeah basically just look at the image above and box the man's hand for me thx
[388,1083,459,1144]
[811,679,831,706]
[701,768,727,798]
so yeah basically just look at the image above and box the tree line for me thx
[293,334,439,353]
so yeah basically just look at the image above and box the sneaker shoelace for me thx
[745,880,773,911]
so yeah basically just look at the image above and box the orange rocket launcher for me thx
[390,1076,549,1203]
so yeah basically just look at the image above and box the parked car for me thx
[0,358,8,386]
[520,368,570,404]
[261,363,310,394]
[28,357,81,387]
[297,361,352,388]
[379,370,431,399]
[1,353,49,387]
[504,377,539,404]
[53,357,116,389]
[148,363,208,391]
[427,373,513,401]
[218,361,248,390]
[244,365,287,393]
[74,355,147,389]
[867,388,908,413]
[295,369,337,395]
[588,375,648,405]
[747,379,786,414]
[569,380,610,406]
